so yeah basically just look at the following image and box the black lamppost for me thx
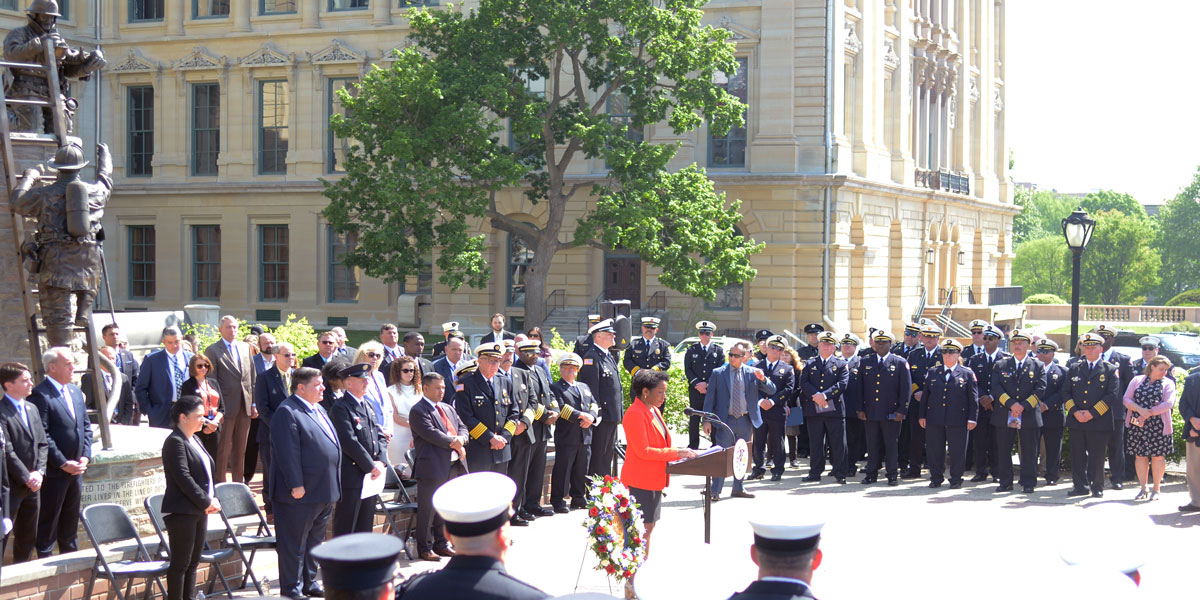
[1062,208,1096,356]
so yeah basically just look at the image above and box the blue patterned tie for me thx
[173,358,185,396]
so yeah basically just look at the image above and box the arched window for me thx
[507,231,536,307]
[706,226,745,310]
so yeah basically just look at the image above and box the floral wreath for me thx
[583,474,646,582]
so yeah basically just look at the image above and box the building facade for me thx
[2,0,1016,345]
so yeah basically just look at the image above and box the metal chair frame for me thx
[143,493,236,599]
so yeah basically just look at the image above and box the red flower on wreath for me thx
[619,496,629,507]
[624,570,632,578]
[602,486,611,494]
[606,565,616,574]
[596,526,606,535]
[589,507,599,517]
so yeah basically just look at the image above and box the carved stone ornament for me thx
[173,46,225,71]
[968,75,980,104]
[309,39,365,65]
[993,89,1003,112]
[883,42,900,71]
[844,23,862,55]
[948,96,957,128]
[239,43,294,68]
[110,49,158,73]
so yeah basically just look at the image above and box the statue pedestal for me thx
[79,424,171,539]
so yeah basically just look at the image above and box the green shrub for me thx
[1166,289,1200,306]
[184,314,318,360]
[1164,321,1200,334]
[1025,293,1068,304]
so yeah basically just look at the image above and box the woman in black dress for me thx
[161,395,221,600]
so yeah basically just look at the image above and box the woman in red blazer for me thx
[621,370,696,557]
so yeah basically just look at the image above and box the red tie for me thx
[436,403,454,432]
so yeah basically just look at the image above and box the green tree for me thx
[1155,167,1200,300]
[1080,210,1161,304]
[323,0,762,325]
[1079,189,1147,220]
[1013,187,1076,244]
[1011,236,1070,298]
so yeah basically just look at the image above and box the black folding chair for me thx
[80,503,170,600]
[143,493,236,598]
[375,464,419,558]
[213,482,273,594]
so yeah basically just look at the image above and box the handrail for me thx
[544,289,565,319]
[586,290,607,315]
[647,291,666,313]
[912,287,927,323]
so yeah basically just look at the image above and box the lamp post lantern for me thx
[1062,208,1096,356]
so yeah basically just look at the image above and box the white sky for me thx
[1006,1,1200,204]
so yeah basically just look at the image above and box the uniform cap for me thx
[587,314,602,325]
[968,319,989,332]
[754,329,774,342]
[557,353,583,368]
[448,330,465,339]
[1009,329,1032,343]
[1037,338,1060,352]
[903,322,921,335]
[515,339,541,352]
[454,360,478,377]
[433,472,517,537]
[940,339,964,353]
[474,342,504,357]
[47,144,88,170]
[803,323,825,334]
[982,325,1003,339]
[1139,336,1160,348]
[337,363,372,379]
[765,335,788,350]
[588,319,616,335]
[640,317,661,328]
[920,323,943,337]
[1092,324,1117,338]
[312,533,403,592]
[748,517,824,554]
[817,332,838,345]
[500,339,516,353]
[840,333,861,347]
[441,321,460,333]
[1079,333,1104,347]
[695,320,716,333]
[873,330,895,343]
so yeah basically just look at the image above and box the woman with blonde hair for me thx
[385,356,424,465]
[1123,355,1177,501]
[354,341,393,437]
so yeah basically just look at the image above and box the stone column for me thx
[232,0,251,32]
[166,0,185,36]
[301,0,320,29]
[373,0,392,26]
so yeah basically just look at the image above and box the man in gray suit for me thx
[704,341,775,500]
[205,315,257,482]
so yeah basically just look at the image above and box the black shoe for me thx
[928,480,943,488]
[747,468,766,481]
[836,477,847,485]
[948,480,963,489]
[969,473,989,482]
[847,466,859,476]
[1091,490,1104,498]
[303,584,325,598]
[1045,478,1058,486]
[1023,485,1035,494]
[530,506,555,517]
[1179,504,1200,513]
[996,483,1013,492]
[802,475,821,482]
[553,504,569,514]
[418,551,442,562]
[569,501,588,510]
[770,473,782,482]
[520,510,539,520]
[1067,488,1090,497]
[732,491,756,499]
[510,515,530,526]
[887,477,899,486]
[1111,482,1124,490]
[901,470,921,479]
[861,475,877,484]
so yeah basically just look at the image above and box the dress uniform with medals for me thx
[919,339,978,488]
[852,330,912,485]
[685,321,725,450]
[1036,338,1068,485]
[573,314,602,356]
[1064,333,1120,498]
[455,343,520,474]
[513,339,557,518]
[430,321,460,361]
[840,333,867,473]
[398,472,550,600]
[550,353,599,512]
[329,363,388,536]
[723,519,824,600]
[901,323,943,478]
[581,319,624,477]
[989,329,1046,493]
[1094,324,1135,488]
[961,319,990,362]
[499,341,537,526]
[752,336,795,481]
[624,317,672,375]
[965,325,1009,481]
[799,332,849,483]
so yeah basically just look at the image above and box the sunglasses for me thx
[1036,349,1054,354]
[1142,346,1157,351]
[728,353,745,358]
[400,368,415,373]
[320,340,336,345]
[197,364,210,370]
[366,352,380,358]
[281,353,296,358]
[529,335,541,339]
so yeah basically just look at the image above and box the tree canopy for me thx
[1155,167,1200,300]
[1079,210,1161,305]
[322,0,763,324]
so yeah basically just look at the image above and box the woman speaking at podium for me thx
[622,370,697,557]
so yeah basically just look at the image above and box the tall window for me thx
[329,0,368,9]
[606,93,643,168]
[401,249,434,294]
[127,86,154,177]
[508,74,545,150]
[194,0,229,17]
[192,225,221,300]
[191,83,220,176]
[260,0,295,13]
[258,80,289,174]
[130,0,165,21]
[706,226,745,310]
[59,0,69,19]
[327,226,360,303]
[709,57,748,168]
[259,225,289,301]
[327,77,357,173]
[507,233,534,307]
[128,226,156,299]
[0,1,16,10]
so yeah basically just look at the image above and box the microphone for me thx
[683,407,717,419]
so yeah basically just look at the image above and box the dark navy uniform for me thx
[754,356,795,478]
[853,351,912,482]
[550,379,597,508]
[727,580,817,600]
[623,335,672,375]
[1039,359,1068,483]
[1064,357,1119,494]
[502,367,536,518]
[903,346,942,476]
[842,353,866,471]
[966,349,1009,479]
[991,354,1046,490]
[513,360,556,513]
[572,334,592,357]
[685,341,725,449]
[454,371,519,474]
[961,343,986,363]
[920,364,979,486]
[329,391,387,535]
[796,345,818,362]
[800,354,849,480]
[580,345,623,477]
[399,555,548,600]
[1102,349,1134,486]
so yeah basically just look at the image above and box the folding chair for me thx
[80,503,170,600]
[144,494,236,598]
[213,482,273,594]
[375,464,418,558]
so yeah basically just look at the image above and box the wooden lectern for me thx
[667,444,744,543]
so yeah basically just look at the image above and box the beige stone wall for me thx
[0,0,1018,347]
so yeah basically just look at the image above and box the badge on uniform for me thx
[957,377,964,385]
[1072,376,1080,382]
[474,395,485,407]
[1099,374,1106,382]
[584,358,594,365]
[1029,371,1035,379]
[889,365,895,373]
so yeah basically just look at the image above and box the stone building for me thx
[1,0,1017,349]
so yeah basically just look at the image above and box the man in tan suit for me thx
[206,315,257,482]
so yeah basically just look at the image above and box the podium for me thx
[667,439,748,543]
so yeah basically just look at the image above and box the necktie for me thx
[60,386,75,419]
[946,367,952,382]
[730,367,745,418]
[436,403,455,432]
[15,401,29,430]
[312,406,335,440]
[172,357,185,397]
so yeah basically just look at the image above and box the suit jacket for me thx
[254,366,291,444]
[1063,359,1120,432]
[301,353,334,371]
[269,395,342,504]
[180,377,225,431]
[0,396,48,494]
[919,364,979,427]
[514,361,555,443]
[81,371,133,422]
[252,353,274,375]
[853,352,913,421]
[1103,349,1134,419]
[502,368,536,445]
[204,339,256,414]
[161,428,214,515]
[432,356,458,403]
[620,398,678,491]
[330,392,387,489]
[379,345,404,385]
[1041,360,1068,428]
[414,357,436,381]
[135,348,195,428]
[480,330,516,344]
[1180,371,1200,445]
[990,354,1047,428]
[704,363,776,429]
[842,355,863,414]
[28,379,92,477]
[115,347,139,388]
[410,396,468,483]
[551,380,597,447]
[966,350,1010,411]
[799,355,848,417]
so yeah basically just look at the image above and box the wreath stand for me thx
[575,475,646,598]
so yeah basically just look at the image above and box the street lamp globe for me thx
[1061,208,1095,251]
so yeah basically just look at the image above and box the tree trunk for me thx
[522,240,558,327]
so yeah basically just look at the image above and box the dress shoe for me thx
[1045,478,1058,486]
[303,584,325,598]
[1178,504,1200,512]
[732,491,756,499]
[886,477,899,486]
[418,551,442,561]
[510,515,530,526]
[969,473,989,483]
[286,595,309,600]
[836,477,847,485]
[531,506,555,517]
[1022,485,1035,494]
[789,459,800,468]
[770,473,782,482]
[948,480,963,489]
[1066,488,1090,498]
[802,475,821,482]
[1091,490,1104,498]
[569,501,588,510]
[847,466,858,476]
[433,542,456,557]
[861,475,877,484]
[901,470,921,479]
[928,480,943,488]
[518,510,538,521]
[996,483,1013,492]
[1111,482,1124,490]
[553,504,570,514]
[747,468,766,481]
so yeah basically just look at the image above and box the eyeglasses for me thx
[281,353,296,358]
[728,353,745,358]
[400,368,415,373]
[320,340,336,345]
[1142,346,1157,351]
[366,352,380,358]
[1036,349,1054,354]
[529,335,541,339]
